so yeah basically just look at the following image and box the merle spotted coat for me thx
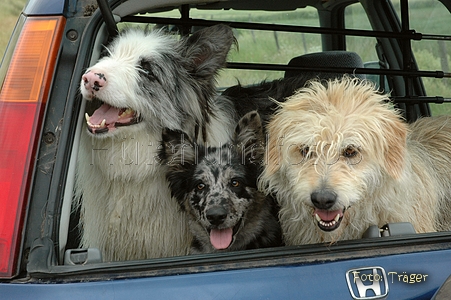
[161,111,283,254]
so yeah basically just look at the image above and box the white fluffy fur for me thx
[75,26,235,261]
[260,76,451,245]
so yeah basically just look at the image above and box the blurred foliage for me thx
[0,0,27,59]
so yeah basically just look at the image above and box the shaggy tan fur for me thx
[260,76,451,245]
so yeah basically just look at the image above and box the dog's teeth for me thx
[85,116,106,128]
[316,213,341,228]
[119,108,132,118]
[315,214,321,222]
[318,219,337,227]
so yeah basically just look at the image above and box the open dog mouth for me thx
[313,208,346,232]
[85,102,141,134]
[208,220,242,250]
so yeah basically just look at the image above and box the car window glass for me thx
[393,0,451,115]
[188,8,321,87]
[344,3,385,89]
[344,3,379,63]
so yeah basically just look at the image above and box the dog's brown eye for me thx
[299,146,310,157]
[197,183,205,190]
[231,180,240,187]
[343,145,358,158]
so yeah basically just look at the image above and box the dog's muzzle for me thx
[206,206,242,250]
[313,208,345,231]
[85,101,141,134]
[311,190,345,231]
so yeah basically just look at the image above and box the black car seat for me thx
[284,50,366,80]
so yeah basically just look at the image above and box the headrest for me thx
[284,51,365,80]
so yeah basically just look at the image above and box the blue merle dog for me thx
[160,111,283,254]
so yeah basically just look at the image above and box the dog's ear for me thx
[264,112,284,176]
[234,111,265,164]
[178,25,236,143]
[382,117,408,180]
[160,128,196,166]
[181,24,236,79]
[234,110,263,146]
[160,129,197,206]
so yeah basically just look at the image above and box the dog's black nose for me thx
[311,190,337,210]
[206,206,228,226]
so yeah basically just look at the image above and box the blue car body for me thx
[3,248,451,299]
[1,0,451,299]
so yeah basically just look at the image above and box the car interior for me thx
[25,0,451,277]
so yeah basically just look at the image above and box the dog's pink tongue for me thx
[210,228,233,250]
[90,103,120,125]
[314,209,342,221]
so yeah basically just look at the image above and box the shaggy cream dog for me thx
[260,76,451,245]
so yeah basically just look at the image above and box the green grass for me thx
[0,0,27,60]
[219,2,451,116]
[191,2,451,110]
[403,1,451,115]
[2,0,450,114]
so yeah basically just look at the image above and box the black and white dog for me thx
[75,25,236,261]
[161,111,283,254]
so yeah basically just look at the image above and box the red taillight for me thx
[0,16,65,279]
